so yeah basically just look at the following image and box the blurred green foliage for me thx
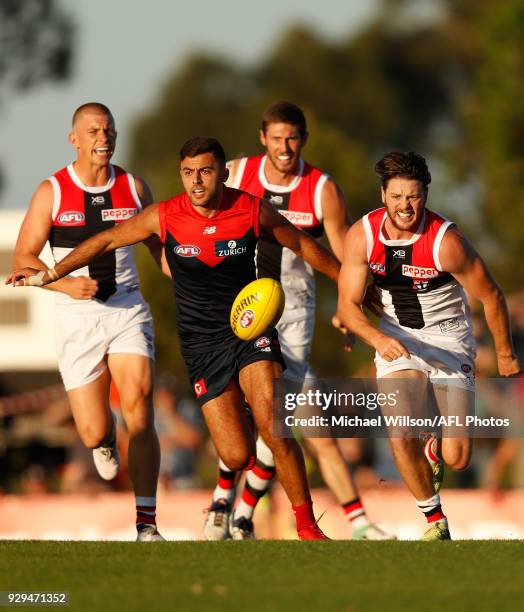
[126,0,524,381]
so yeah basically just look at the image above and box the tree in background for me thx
[0,0,75,191]
[127,0,524,378]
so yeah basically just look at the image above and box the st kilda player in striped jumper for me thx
[9,137,341,540]
[10,103,164,541]
[337,151,521,540]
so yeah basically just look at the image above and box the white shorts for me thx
[55,300,155,391]
[277,315,315,382]
[375,324,476,390]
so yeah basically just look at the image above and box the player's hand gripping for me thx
[61,276,98,299]
[374,334,411,362]
[497,354,522,377]
[5,267,51,287]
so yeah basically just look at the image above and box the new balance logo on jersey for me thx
[393,249,406,258]
[91,195,106,205]
[175,245,201,257]
[58,211,84,225]
[203,226,216,235]
[215,238,249,257]
[101,208,137,222]
[269,194,284,205]
[402,264,438,278]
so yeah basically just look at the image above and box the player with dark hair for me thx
[204,101,394,541]
[10,102,164,541]
[337,150,520,540]
[8,136,341,540]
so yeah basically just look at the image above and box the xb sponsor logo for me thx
[268,194,284,206]
[58,211,84,225]
[175,245,201,257]
[203,226,216,235]
[215,237,248,257]
[91,195,105,205]
[393,249,406,258]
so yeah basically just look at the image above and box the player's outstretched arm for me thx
[259,199,339,282]
[12,180,98,299]
[337,221,410,362]
[7,204,161,287]
[134,177,170,277]
[439,228,521,376]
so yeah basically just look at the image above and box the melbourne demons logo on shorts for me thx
[194,378,207,398]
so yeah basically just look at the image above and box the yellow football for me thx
[230,278,285,340]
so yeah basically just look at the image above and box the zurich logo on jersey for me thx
[175,244,201,257]
[58,211,84,225]
[215,237,249,257]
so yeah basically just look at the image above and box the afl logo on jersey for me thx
[240,309,255,329]
[175,244,201,257]
[58,211,85,225]
[255,336,270,348]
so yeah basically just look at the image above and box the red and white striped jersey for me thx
[231,154,328,321]
[363,207,473,342]
[48,163,143,311]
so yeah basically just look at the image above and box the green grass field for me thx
[1,541,523,612]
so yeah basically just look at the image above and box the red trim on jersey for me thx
[366,207,451,280]
[237,154,325,228]
[158,188,261,267]
[51,165,139,226]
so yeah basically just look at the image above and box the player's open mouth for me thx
[193,189,205,197]
[397,210,414,219]
[94,147,112,156]
[277,155,292,161]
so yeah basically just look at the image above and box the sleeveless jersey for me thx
[49,163,143,311]
[231,154,328,320]
[159,187,260,354]
[363,207,473,343]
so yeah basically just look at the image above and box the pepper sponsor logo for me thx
[175,245,201,257]
[279,210,313,226]
[101,208,137,222]
[58,211,84,225]
[402,264,438,278]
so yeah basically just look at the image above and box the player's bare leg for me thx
[109,353,163,541]
[67,368,120,480]
[201,382,256,540]
[380,370,450,540]
[239,361,328,540]
[304,437,395,540]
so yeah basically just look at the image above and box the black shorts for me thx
[183,328,286,407]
